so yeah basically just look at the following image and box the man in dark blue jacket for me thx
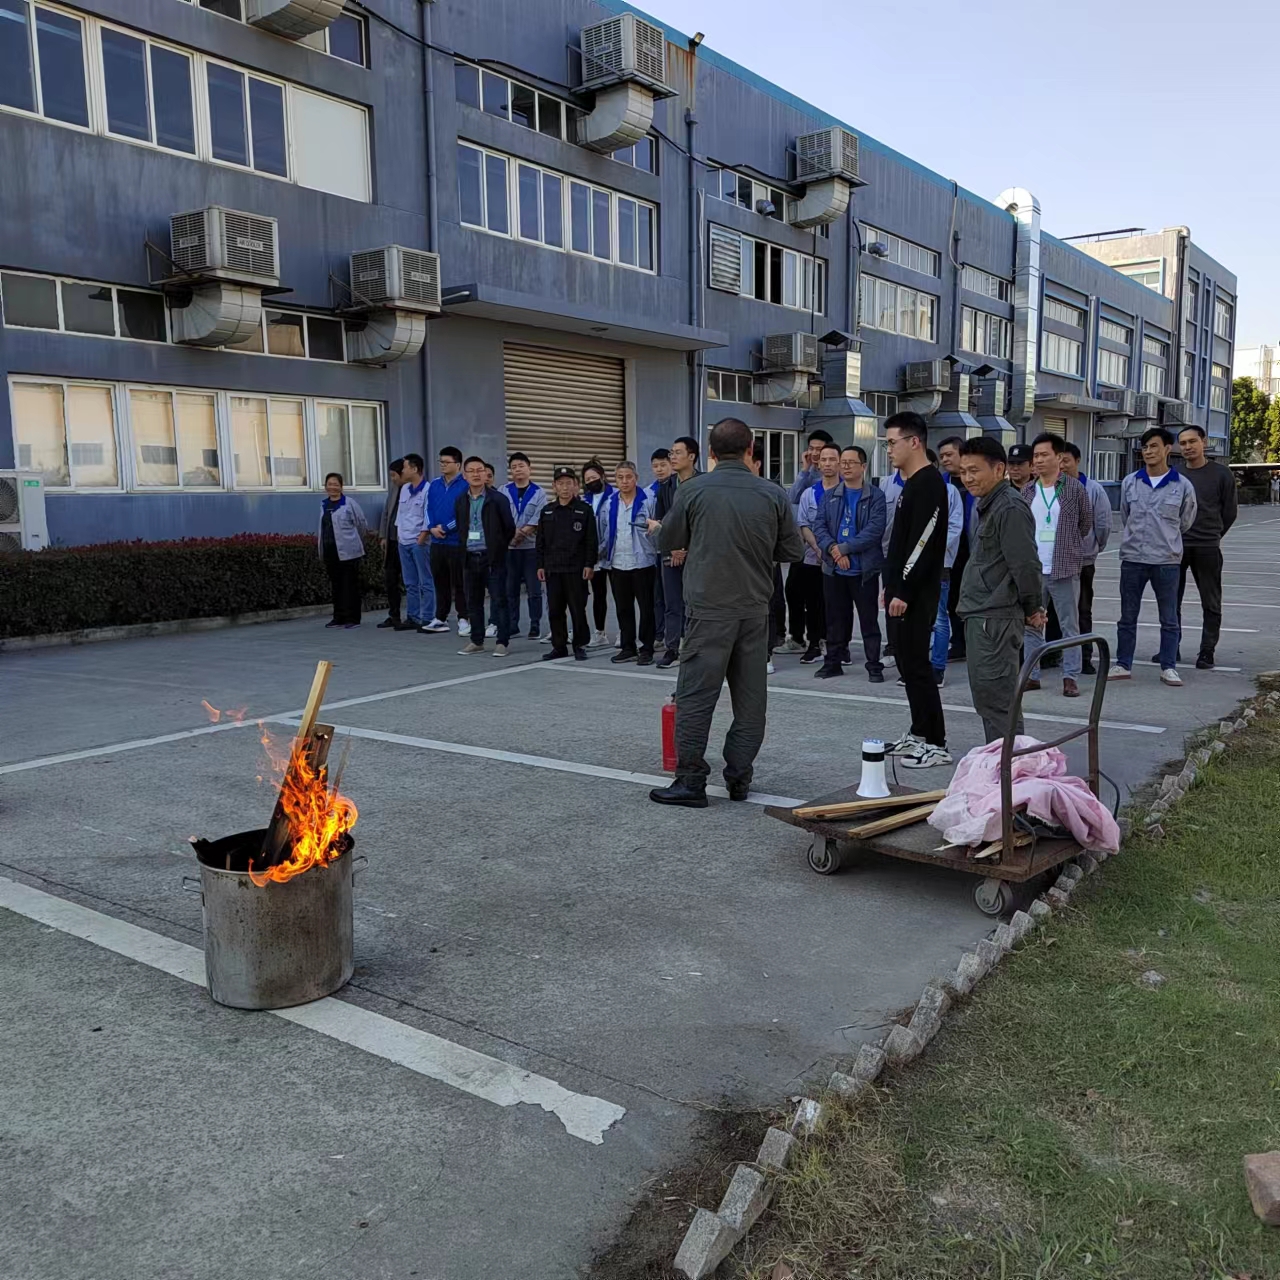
[811,445,887,681]
[453,456,516,656]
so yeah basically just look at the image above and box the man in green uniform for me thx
[649,419,804,808]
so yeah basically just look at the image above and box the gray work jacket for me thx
[1119,468,1198,565]
[956,481,1042,621]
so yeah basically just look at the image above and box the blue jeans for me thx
[1117,561,1179,670]
[506,547,542,632]
[930,577,951,672]
[398,540,436,625]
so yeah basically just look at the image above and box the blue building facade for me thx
[0,0,1233,546]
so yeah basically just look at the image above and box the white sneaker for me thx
[1106,666,1132,681]
[457,619,471,636]
[901,743,954,770]
[590,630,611,649]
[540,635,553,644]
[422,619,449,633]
[613,636,623,650]
[493,643,509,657]
[888,731,925,756]
[766,660,776,675]
[485,623,497,638]
[1160,667,1183,687]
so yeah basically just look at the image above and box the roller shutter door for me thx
[503,344,626,486]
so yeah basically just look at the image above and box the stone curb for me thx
[672,690,1280,1277]
[0,604,336,651]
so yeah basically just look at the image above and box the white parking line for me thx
[0,874,626,1145]
[268,719,803,808]
[1094,597,1280,610]
[1091,620,1258,633]
[534,663,1167,735]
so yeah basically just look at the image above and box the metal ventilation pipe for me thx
[997,187,1041,428]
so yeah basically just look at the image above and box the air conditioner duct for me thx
[821,349,863,399]
[898,391,943,418]
[578,82,656,153]
[997,187,1041,426]
[170,282,264,348]
[932,369,982,436]
[788,178,851,230]
[345,309,427,365]
[245,0,343,39]
[752,371,811,405]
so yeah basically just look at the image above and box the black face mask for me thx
[585,478,604,494]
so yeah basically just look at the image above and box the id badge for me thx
[1037,526,1055,543]
[468,530,481,544]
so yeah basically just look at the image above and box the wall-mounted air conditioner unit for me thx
[762,332,820,374]
[349,247,441,314]
[170,207,279,287]
[1160,399,1194,426]
[245,0,343,40]
[580,14,669,93]
[0,470,49,552]
[1133,392,1159,421]
[795,127,860,184]
[1099,388,1137,417]
[903,360,950,393]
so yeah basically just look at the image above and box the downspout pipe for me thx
[997,187,1041,432]
[685,47,701,450]
[420,0,439,458]
[949,182,962,358]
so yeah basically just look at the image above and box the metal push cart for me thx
[766,635,1115,916]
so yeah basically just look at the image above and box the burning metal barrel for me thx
[187,829,363,1010]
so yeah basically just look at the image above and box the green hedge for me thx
[0,533,386,638]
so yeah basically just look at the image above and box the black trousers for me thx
[674,614,769,788]
[430,543,467,622]
[1078,562,1097,662]
[653,567,666,645]
[383,538,402,620]
[947,540,969,657]
[896,583,946,747]
[822,571,883,674]
[325,550,362,625]
[661,562,685,652]
[1179,545,1224,659]
[609,565,657,655]
[590,568,610,632]
[793,563,826,648]
[546,572,590,651]
[464,552,510,644]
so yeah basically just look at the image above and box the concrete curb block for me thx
[0,604,334,652]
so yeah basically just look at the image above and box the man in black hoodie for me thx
[882,413,951,768]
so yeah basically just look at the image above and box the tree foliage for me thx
[1230,376,1271,462]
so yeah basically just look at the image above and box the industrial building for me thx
[0,0,1238,548]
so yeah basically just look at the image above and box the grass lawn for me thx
[734,712,1280,1280]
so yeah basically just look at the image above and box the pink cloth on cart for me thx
[927,736,1121,852]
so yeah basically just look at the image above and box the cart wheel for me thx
[972,877,1014,917]
[807,838,846,876]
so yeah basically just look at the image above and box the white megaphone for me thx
[856,738,891,799]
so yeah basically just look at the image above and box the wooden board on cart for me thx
[765,781,1080,884]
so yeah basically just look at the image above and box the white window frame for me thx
[222,308,349,362]
[1214,297,1233,340]
[1142,362,1166,395]
[1091,450,1120,483]
[961,305,1011,360]
[1043,296,1086,328]
[1041,331,1083,377]
[0,270,171,344]
[1097,348,1130,388]
[751,429,799,486]
[706,370,753,404]
[1113,259,1163,292]
[857,274,937,341]
[0,5,371,201]
[1142,334,1168,359]
[453,58,579,145]
[457,142,656,273]
[1099,318,1131,346]
[1210,383,1228,411]
[8,375,124,491]
[862,226,940,278]
[960,264,1011,302]
[708,167,788,224]
[179,0,368,66]
[737,233,827,314]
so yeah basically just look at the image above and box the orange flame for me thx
[201,700,247,724]
[249,724,357,887]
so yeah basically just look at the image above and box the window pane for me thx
[200,0,241,15]
[617,197,636,266]
[287,84,368,201]
[175,392,219,486]
[518,164,540,240]
[248,77,286,176]
[706,372,720,400]
[350,404,380,487]
[570,182,590,253]
[454,61,479,108]
[634,135,653,172]
[117,289,166,341]
[612,144,633,166]
[129,389,178,486]
[317,403,349,480]
[101,27,150,140]
[481,71,508,119]
[510,83,534,129]
[150,46,194,152]
[754,241,767,300]
[637,205,653,271]
[736,175,752,208]
[328,14,364,65]
[36,6,87,126]
[269,400,307,486]
[306,315,345,362]
[591,189,611,260]
[0,0,36,114]
[740,237,754,297]
[898,286,916,337]
[920,295,935,341]
[457,143,484,226]
[65,384,117,486]
[768,246,783,305]
[783,253,797,307]
[877,279,895,331]
[542,173,563,247]
[537,94,562,138]
[223,315,264,353]
[1,272,59,328]
[13,383,68,484]
[265,310,305,357]
[207,64,247,165]
[230,395,270,486]
[60,282,116,336]
[484,154,509,233]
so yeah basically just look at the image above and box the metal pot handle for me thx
[182,875,203,896]
[351,855,369,887]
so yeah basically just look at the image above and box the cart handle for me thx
[999,633,1110,856]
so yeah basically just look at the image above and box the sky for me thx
[635,0,1280,348]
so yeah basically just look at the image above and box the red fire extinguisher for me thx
[661,695,677,773]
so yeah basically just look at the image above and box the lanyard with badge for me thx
[469,496,483,545]
[1036,482,1059,544]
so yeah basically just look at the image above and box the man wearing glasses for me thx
[881,413,952,769]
